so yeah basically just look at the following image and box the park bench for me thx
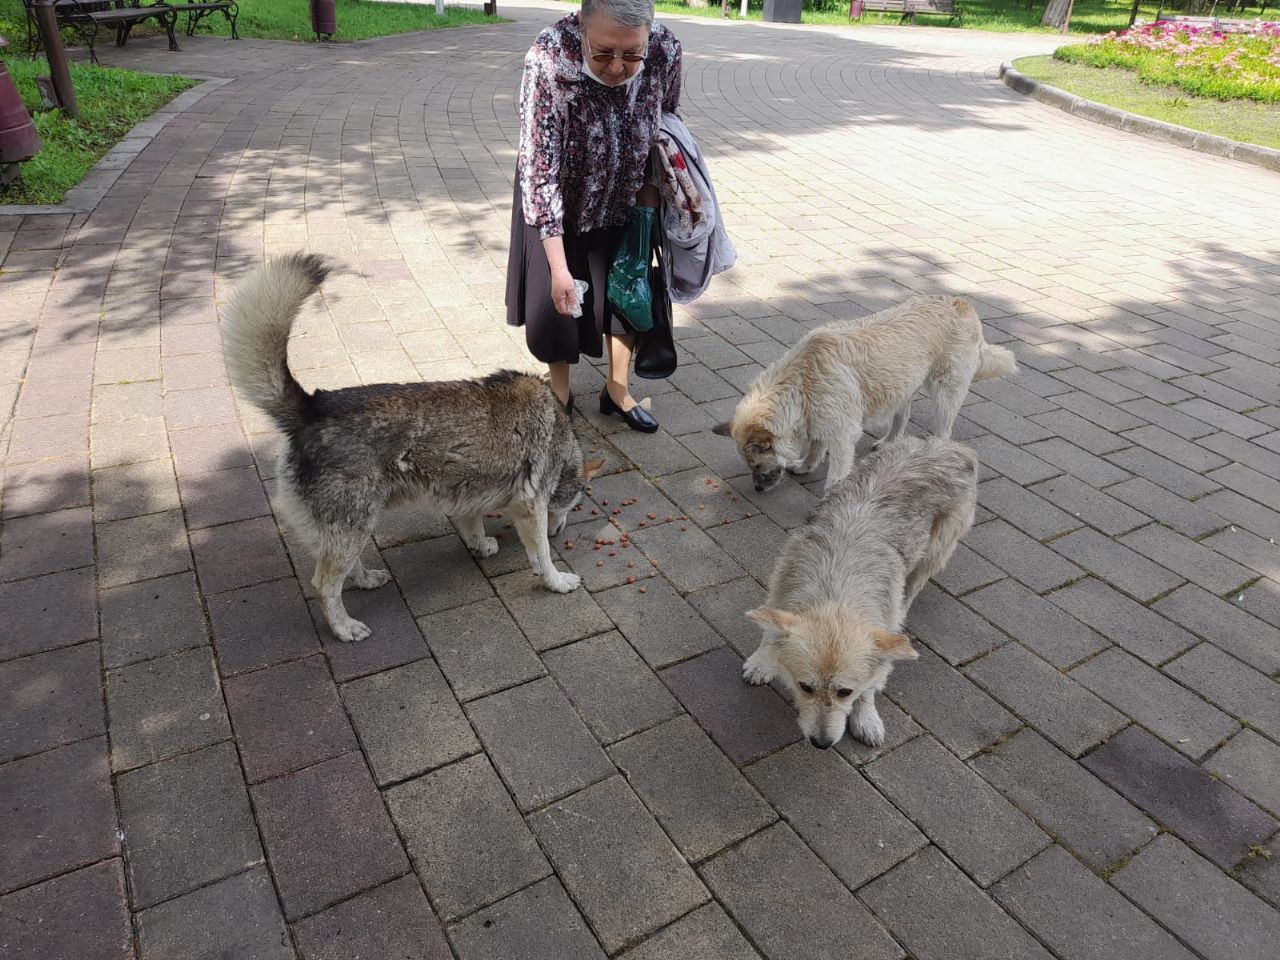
[854,0,964,24]
[1165,14,1263,31]
[24,0,238,65]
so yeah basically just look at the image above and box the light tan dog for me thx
[744,437,979,749]
[713,295,1015,495]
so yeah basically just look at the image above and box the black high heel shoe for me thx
[600,388,658,433]
[558,393,574,415]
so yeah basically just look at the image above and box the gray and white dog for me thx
[222,253,599,643]
[744,436,979,749]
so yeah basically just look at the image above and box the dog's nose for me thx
[755,483,765,492]
[809,735,834,750]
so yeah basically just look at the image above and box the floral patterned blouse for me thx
[518,14,682,240]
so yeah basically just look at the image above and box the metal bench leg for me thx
[162,11,181,51]
[227,3,239,39]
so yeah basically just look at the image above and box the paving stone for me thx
[292,874,453,960]
[1053,390,1147,431]
[178,464,272,529]
[1070,646,1238,758]
[965,643,1127,756]
[1206,729,1280,818]
[1123,424,1230,474]
[962,577,1107,669]
[97,508,193,588]
[167,420,255,477]
[1049,528,1183,602]
[0,738,117,893]
[493,568,613,652]
[106,646,231,771]
[0,457,91,521]
[884,644,1020,759]
[725,472,821,531]
[1201,525,1280,581]
[252,752,408,920]
[224,654,358,782]
[964,519,1083,593]
[866,735,1049,886]
[1082,725,1277,868]
[620,902,761,960]
[0,642,103,762]
[100,572,207,668]
[747,741,925,888]
[1028,474,1149,536]
[382,534,495,615]
[1048,578,1198,665]
[0,859,131,960]
[118,742,262,908]
[701,822,900,960]
[466,676,614,811]
[342,658,478,785]
[596,573,725,667]
[1025,437,1132,487]
[677,429,750,479]
[1152,584,1280,674]
[1208,463,1280,514]
[628,519,744,593]
[544,632,682,745]
[928,541,1005,597]
[1237,575,1280,629]
[448,878,605,960]
[993,844,1197,960]
[1106,446,1220,499]
[609,715,774,862]
[387,754,550,921]
[859,845,1054,960]
[586,469,682,533]
[1119,523,1254,595]
[963,400,1055,444]
[611,429,702,478]
[310,584,430,681]
[687,577,768,658]
[136,866,293,960]
[1112,835,1280,960]
[1200,488,1280,542]
[1120,398,1217,440]
[1237,833,1280,908]
[0,506,93,581]
[1106,476,1226,538]
[967,434,1060,485]
[971,728,1156,870]
[207,578,322,676]
[1165,643,1280,741]
[189,516,291,594]
[904,583,1007,665]
[91,458,181,522]
[1029,408,1129,455]
[660,647,800,764]
[417,598,544,702]
[977,477,1081,540]
[706,514,787,584]
[833,694,922,767]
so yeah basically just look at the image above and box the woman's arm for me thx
[518,48,567,241]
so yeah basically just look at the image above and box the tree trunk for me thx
[1041,0,1072,28]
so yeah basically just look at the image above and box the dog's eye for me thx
[836,688,854,698]
[798,682,815,695]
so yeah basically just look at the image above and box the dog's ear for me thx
[744,426,774,453]
[746,607,799,633]
[872,630,917,660]
[712,421,733,437]
[582,457,606,481]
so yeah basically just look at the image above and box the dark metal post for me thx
[31,0,77,118]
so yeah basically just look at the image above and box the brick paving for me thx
[3,3,1280,957]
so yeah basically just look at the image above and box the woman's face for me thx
[581,14,649,85]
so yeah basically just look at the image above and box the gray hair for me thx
[581,0,654,28]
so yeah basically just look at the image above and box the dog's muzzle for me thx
[809,734,835,750]
[753,469,783,493]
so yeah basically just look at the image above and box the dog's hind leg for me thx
[456,512,498,559]
[512,500,581,593]
[885,398,913,443]
[350,554,391,590]
[904,502,975,606]
[313,529,375,642]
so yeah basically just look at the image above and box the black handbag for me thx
[634,231,677,380]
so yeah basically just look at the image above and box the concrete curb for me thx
[999,62,1280,174]
[4,75,233,218]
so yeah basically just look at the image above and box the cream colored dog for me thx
[713,295,1015,495]
[744,437,979,748]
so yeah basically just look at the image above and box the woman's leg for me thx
[549,362,571,407]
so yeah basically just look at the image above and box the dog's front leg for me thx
[742,643,779,686]
[513,501,581,593]
[849,689,886,747]
[456,512,498,559]
[788,440,827,476]
[822,432,861,496]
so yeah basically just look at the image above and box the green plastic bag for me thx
[607,206,655,333]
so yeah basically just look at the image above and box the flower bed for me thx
[1055,19,1280,103]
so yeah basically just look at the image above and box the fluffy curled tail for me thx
[221,253,330,429]
[975,341,1018,381]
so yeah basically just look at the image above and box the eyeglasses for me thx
[583,35,646,65]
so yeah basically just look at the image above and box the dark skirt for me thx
[506,179,631,365]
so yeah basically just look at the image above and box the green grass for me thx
[646,0,1271,36]
[1,58,195,205]
[0,0,504,45]
[1014,53,1280,149]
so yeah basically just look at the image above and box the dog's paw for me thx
[786,463,813,476]
[544,569,582,594]
[351,567,391,590]
[849,705,885,747]
[470,536,499,559]
[331,617,373,643]
[742,651,776,686]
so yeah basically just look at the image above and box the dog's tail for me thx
[975,341,1018,381]
[221,253,330,430]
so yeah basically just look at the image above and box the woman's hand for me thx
[550,266,578,317]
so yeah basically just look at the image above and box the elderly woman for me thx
[505,0,682,433]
